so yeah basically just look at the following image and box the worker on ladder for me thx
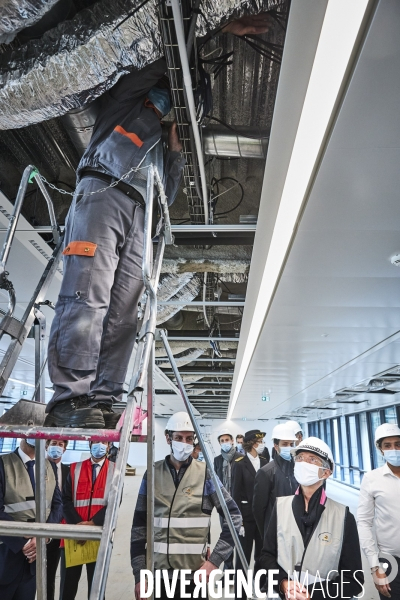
[61,440,113,599]
[0,438,62,600]
[131,411,242,600]
[44,11,273,431]
[44,58,185,430]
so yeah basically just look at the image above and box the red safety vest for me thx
[70,458,113,521]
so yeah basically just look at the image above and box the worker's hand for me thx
[222,12,273,37]
[23,537,37,563]
[373,568,391,598]
[195,560,218,583]
[135,580,147,600]
[281,579,310,600]
[168,122,182,153]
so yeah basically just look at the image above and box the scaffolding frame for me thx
[0,163,248,600]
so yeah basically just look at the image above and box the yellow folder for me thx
[64,539,100,568]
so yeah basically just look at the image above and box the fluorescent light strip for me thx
[8,377,53,393]
[228,0,370,419]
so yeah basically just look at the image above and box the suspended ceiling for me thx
[231,0,400,422]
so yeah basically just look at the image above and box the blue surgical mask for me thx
[91,442,108,459]
[221,442,233,453]
[383,449,400,467]
[280,447,292,461]
[198,452,204,462]
[47,445,63,460]
[237,443,243,450]
[147,87,171,117]
[26,438,36,448]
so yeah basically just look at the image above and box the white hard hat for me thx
[217,428,233,439]
[292,436,334,469]
[165,411,195,432]
[286,420,303,435]
[271,423,298,442]
[374,423,400,445]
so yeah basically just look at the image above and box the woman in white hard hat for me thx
[259,437,364,599]
[357,422,400,600]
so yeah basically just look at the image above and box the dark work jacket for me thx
[0,449,63,585]
[78,58,185,205]
[259,488,364,600]
[260,447,270,462]
[214,451,243,492]
[231,454,268,522]
[253,453,297,537]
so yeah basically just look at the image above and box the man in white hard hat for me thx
[286,420,304,446]
[357,422,400,600]
[253,423,298,538]
[214,428,243,572]
[260,437,364,599]
[131,411,242,599]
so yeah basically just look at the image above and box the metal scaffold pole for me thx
[159,329,251,574]
[146,344,155,599]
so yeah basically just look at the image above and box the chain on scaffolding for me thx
[38,164,153,197]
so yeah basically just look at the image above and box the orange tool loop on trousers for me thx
[63,241,98,257]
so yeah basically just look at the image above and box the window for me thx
[68,441,90,452]
[0,438,17,454]
[308,403,399,489]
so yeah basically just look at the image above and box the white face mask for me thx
[171,440,193,462]
[294,461,325,486]
[255,442,265,455]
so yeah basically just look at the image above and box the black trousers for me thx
[235,519,263,600]
[62,558,98,600]
[379,556,400,600]
[0,560,36,600]
[46,538,62,600]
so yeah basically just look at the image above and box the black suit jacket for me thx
[0,449,63,585]
[231,453,268,522]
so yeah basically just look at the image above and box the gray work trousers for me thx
[47,177,145,410]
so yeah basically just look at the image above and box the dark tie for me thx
[26,460,36,494]
[92,463,99,484]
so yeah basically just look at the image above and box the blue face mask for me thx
[280,447,292,461]
[26,438,36,448]
[91,443,108,459]
[221,442,233,453]
[237,443,243,450]
[147,87,171,117]
[198,452,204,462]
[47,445,63,460]
[383,449,400,467]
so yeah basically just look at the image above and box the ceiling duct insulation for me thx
[0,0,60,43]
[156,274,201,325]
[155,348,205,369]
[0,0,283,129]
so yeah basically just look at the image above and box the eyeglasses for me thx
[294,454,329,468]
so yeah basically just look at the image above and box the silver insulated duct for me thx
[0,0,61,43]
[203,126,269,159]
[0,0,284,129]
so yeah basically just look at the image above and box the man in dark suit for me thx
[0,438,62,600]
[231,428,268,581]
[253,422,298,539]
[214,429,242,572]
[45,439,70,600]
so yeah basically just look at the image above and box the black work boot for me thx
[94,403,122,429]
[44,395,105,428]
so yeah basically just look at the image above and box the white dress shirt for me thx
[357,462,400,568]
[18,445,33,466]
[247,451,260,472]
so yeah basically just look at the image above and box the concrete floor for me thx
[52,469,379,600]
